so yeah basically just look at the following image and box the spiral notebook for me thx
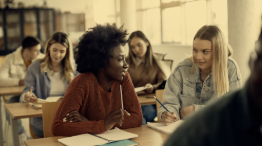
[58,128,138,146]
[147,120,184,135]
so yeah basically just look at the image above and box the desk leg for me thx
[0,97,4,146]
[10,117,19,146]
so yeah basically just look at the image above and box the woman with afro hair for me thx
[52,23,143,136]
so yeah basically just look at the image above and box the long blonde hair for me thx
[190,25,233,97]
[39,32,75,83]
[127,31,153,73]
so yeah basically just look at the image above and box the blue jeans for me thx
[141,105,156,125]
[5,95,24,134]
[31,125,44,138]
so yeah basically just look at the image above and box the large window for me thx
[94,0,229,45]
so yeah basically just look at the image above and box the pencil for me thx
[153,96,171,113]
[120,85,124,126]
[120,85,124,110]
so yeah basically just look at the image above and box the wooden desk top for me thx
[0,86,24,95]
[25,125,169,146]
[4,103,42,119]
[138,93,156,105]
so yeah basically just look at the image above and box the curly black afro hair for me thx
[75,23,128,74]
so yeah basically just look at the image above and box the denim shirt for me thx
[158,58,242,121]
[20,60,78,130]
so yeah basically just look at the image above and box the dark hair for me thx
[21,36,41,51]
[127,31,153,73]
[75,23,128,74]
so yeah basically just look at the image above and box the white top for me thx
[47,69,67,96]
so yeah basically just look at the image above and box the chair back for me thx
[29,120,41,139]
[42,101,61,138]
[155,89,164,122]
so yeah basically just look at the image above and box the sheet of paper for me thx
[134,86,148,93]
[96,128,138,142]
[147,120,184,135]
[58,133,108,146]
[46,96,63,102]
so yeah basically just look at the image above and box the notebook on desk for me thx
[147,120,184,135]
[29,96,63,109]
[58,128,138,146]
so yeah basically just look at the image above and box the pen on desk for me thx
[153,96,171,113]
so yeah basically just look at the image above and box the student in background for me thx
[52,24,142,136]
[159,25,242,125]
[164,27,262,146]
[0,36,43,144]
[20,32,77,137]
[127,31,172,125]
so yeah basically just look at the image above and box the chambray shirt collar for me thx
[188,65,212,83]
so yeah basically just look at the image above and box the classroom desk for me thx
[5,103,42,146]
[138,93,156,106]
[0,86,24,146]
[24,125,169,146]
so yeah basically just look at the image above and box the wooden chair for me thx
[29,120,41,139]
[42,101,61,138]
[155,89,164,122]
[0,56,5,67]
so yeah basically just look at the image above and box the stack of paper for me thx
[58,128,138,146]
[147,120,184,135]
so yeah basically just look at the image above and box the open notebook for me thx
[147,120,184,135]
[29,96,63,109]
[58,128,138,146]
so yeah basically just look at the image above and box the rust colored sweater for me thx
[52,71,142,136]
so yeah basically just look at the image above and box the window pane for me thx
[211,0,228,41]
[142,8,161,45]
[161,0,178,3]
[162,7,181,43]
[185,1,206,44]
[141,0,160,9]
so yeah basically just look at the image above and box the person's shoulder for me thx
[37,53,45,59]
[172,58,193,74]
[227,58,239,70]
[4,51,16,62]
[166,89,243,145]
[73,72,96,83]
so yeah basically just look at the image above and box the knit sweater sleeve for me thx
[52,74,107,136]
[115,72,143,129]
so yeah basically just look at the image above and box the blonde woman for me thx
[159,25,242,125]
[20,32,78,137]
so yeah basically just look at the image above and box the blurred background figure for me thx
[127,30,172,125]
[0,36,43,145]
